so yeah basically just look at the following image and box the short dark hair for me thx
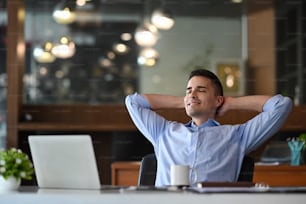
[188,69,223,96]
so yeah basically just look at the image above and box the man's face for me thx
[184,76,222,119]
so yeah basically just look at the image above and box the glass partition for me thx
[24,0,243,104]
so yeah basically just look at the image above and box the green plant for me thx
[182,44,214,73]
[298,133,306,149]
[0,148,34,180]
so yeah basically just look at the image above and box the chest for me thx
[158,126,241,159]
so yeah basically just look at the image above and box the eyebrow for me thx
[186,86,208,91]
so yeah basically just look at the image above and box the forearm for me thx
[143,94,184,110]
[225,95,271,112]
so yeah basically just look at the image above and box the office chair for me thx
[138,154,157,186]
[237,156,254,182]
[137,153,254,186]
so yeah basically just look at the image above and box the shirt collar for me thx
[186,118,220,128]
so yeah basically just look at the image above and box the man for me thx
[125,69,292,187]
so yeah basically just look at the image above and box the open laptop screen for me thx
[28,135,101,189]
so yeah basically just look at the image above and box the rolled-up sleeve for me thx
[240,94,292,153]
[125,93,167,146]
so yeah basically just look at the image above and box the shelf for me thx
[16,104,306,133]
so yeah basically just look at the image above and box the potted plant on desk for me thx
[298,133,306,164]
[0,148,34,192]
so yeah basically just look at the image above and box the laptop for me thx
[28,135,101,190]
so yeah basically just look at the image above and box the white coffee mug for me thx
[170,165,197,186]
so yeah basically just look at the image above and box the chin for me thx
[186,110,197,117]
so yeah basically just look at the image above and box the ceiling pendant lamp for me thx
[52,1,76,24]
[112,43,130,55]
[51,36,76,59]
[33,41,56,63]
[151,8,174,30]
[137,48,159,67]
[134,22,159,47]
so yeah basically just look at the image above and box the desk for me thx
[112,162,306,187]
[1,187,306,204]
[254,164,306,186]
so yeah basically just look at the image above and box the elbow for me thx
[125,94,133,109]
[125,94,130,104]
[284,96,293,111]
[280,96,293,119]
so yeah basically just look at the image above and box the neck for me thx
[192,117,209,126]
[192,111,217,126]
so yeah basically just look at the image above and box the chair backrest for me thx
[137,154,254,186]
[138,154,157,186]
[237,156,254,182]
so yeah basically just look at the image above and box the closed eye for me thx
[198,87,207,92]
[186,87,192,94]
[186,86,207,94]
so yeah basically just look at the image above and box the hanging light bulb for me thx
[151,8,175,30]
[140,48,159,59]
[51,36,76,59]
[121,33,132,41]
[134,22,158,47]
[137,48,159,67]
[52,1,76,24]
[33,41,56,63]
[112,43,130,55]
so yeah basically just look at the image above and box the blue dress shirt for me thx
[125,93,292,187]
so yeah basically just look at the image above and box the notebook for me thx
[28,135,101,190]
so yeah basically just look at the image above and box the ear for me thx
[216,96,224,108]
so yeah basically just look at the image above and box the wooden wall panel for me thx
[247,0,276,95]
[6,0,25,148]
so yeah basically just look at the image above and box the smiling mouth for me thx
[188,101,201,106]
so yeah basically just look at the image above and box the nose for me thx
[189,90,197,98]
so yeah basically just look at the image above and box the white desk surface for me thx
[1,186,306,204]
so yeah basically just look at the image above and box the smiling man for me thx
[125,69,292,187]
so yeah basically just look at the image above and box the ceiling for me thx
[25,0,244,21]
